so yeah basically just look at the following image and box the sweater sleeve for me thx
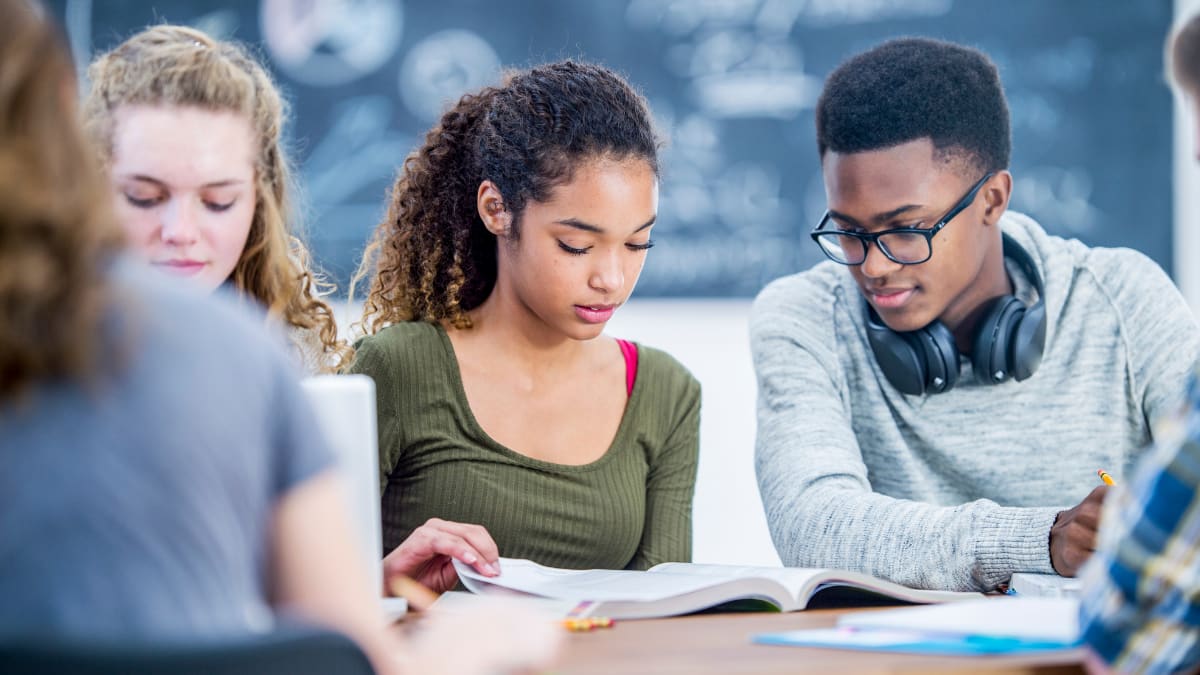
[626,355,701,570]
[751,279,1059,592]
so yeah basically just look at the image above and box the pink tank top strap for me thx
[615,338,639,398]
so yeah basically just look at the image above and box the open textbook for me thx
[453,558,982,620]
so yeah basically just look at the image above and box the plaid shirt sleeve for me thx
[1080,371,1200,675]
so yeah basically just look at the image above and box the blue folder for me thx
[753,627,1082,656]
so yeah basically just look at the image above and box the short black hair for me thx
[816,37,1011,175]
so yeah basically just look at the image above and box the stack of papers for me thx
[754,597,1081,656]
[1008,573,1082,598]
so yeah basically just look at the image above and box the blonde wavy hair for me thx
[82,24,350,372]
[0,0,125,402]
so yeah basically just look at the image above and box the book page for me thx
[649,562,832,602]
[456,558,745,602]
[650,563,982,606]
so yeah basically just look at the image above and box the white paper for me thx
[838,597,1080,643]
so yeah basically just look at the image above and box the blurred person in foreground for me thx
[0,1,558,673]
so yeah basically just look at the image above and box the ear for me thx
[477,180,510,236]
[980,170,1013,226]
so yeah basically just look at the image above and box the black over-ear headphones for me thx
[865,233,1047,396]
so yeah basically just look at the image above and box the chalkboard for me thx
[50,0,1175,297]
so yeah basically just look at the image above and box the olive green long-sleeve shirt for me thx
[351,322,700,570]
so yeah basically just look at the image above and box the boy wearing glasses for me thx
[751,37,1199,592]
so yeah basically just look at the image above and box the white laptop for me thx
[302,374,405,618]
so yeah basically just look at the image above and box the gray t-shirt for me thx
[751,212,1200,592]
[0,261,332,639]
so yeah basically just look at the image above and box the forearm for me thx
[271,471,402,675]
[760,469,1059,591]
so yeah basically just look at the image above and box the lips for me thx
[867,287,916,310]
[152,259,206,276]
[574,304,617,324]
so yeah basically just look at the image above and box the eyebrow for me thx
[120,174,246,189]
[554,215,657,234]
[828,204,923,228]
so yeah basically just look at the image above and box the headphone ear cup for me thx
[1010,301,1046,381]
[865,307,960,396]
[866,311,930,396]
[971,296,1024,384]
[914,321,959,394]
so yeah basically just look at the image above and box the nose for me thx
[589,249,624,294]
[159,198,199,246]
[858,240,901,279]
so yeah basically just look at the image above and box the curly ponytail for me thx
[353,87,500,332]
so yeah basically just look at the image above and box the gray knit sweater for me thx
[751,212,1199,592]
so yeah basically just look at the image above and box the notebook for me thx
[1008,573,1082,598]
[755,597,1081,655]
[454,558,981,620]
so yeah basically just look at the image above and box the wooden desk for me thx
[552,609,1084,674]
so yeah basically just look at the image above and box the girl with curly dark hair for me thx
[351,60,701,591]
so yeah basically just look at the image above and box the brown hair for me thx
[352,60,660,335]
[1170,13,1200,94]
[82,24,350,371]
[0,0,125,402]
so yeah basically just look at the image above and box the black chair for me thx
[0,624,375,675]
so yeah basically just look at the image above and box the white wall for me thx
[1178,0,1200,312]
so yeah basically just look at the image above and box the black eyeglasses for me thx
[810,172,995,266]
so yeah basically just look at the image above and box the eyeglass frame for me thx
[809,171,997,266]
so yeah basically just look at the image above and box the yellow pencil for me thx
[1097,469,1117,487]
[387,574,440,612]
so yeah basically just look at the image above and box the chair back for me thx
[0,625,374,675]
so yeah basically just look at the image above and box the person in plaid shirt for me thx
[1080,13,1200,674]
